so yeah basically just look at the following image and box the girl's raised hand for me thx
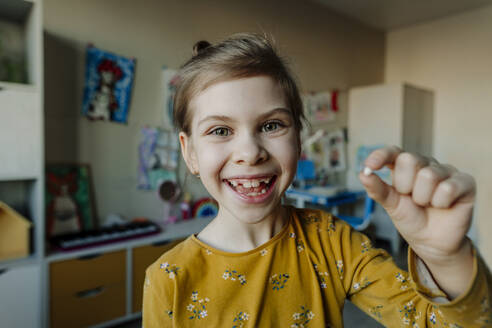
[359,145,476,267]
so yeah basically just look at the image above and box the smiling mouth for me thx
[224,176,277,197]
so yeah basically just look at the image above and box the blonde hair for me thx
[173,33,305,136]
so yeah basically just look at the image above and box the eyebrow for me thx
[197,107,292,127]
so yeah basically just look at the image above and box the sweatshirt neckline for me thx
[189,206,294,257]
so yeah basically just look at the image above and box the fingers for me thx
[364,145,402,171]
[362,146,476,209]
[431,172,476,208]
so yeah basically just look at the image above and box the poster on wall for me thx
[303,91,338,123]
[82,45,136,123]
[161,67,180,128]
[305,128,346,173]
[45,164,97,238]
[138,127,179,190]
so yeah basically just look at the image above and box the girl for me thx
[143,33,491,327]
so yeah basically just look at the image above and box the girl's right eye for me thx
[209,127,230,137]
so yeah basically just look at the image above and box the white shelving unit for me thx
[0,0,44,326]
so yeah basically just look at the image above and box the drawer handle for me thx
[78,253,102,260]
[0,268,8,276]
[75,286,105,299]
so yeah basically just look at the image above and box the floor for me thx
[114,239,406,328]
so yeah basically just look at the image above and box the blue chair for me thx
[337,195,375,231]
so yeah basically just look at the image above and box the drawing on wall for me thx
[303,91,338,123]
[138,127,179,190]
[46,164,97,238]
[161,67,180,128]
[82,45,136,123]
[305,128,346,173]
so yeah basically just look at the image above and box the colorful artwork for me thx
[192,198,219,218]
[161,67,180,128]
[138,127,179,190]
[303,91,338,123]
[46,164,97,238]
[305,129,346,173]
[82,45,136,123]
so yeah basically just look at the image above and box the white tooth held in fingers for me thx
[363,167,373,176]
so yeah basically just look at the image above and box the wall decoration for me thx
[303,91,338,123]
[161,67,180,128]
[192,198,219,218]
[305,128,346,173]
[138,126,179,190]
[82,45,136,123]
[46,164,97,238]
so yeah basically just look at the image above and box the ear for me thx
[179,132,198,175]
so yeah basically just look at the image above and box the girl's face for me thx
[179,76,300,224]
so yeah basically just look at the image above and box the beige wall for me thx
[385,5,492,266]
[43,0,385,223]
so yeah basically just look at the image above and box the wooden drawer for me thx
[50,250,126,328]
[132,239,184,313]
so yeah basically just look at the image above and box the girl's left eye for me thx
[262,121,282,132]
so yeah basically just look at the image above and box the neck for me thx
[197,205,288,253]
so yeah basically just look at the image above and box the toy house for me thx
[0,201,31,261]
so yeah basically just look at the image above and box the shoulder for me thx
[145,237,201,288]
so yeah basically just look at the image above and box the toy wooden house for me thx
[0,201,31,261]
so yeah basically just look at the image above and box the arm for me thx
[341,222,491,327]
[142,266,174,327]
[359,146,478,299]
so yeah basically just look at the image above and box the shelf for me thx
[46,217,214,263]
[0,253,39,271]
[0,81,37,92]
[0,0,33,23]
[0,0,40,85]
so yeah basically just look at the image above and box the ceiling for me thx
[311,0,492,31]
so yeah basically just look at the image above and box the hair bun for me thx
[192,40,211,57]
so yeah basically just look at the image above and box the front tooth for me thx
[243,181,252,188]
[251,180,260,188]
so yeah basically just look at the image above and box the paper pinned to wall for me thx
[138,127,178,190]
[303,91,337,123]
[161,67,180,128]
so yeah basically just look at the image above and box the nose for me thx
[231,132,268,165]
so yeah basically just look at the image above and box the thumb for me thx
[359,170,400,213]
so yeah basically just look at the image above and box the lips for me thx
[223,175,277,201]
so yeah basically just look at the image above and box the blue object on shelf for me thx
[296,160,315,181]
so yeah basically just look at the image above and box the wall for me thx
[43,0,385,223]
[385,5,492,266]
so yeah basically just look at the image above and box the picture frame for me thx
[45,164,98,238]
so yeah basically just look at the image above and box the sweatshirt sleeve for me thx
[142,263,174,328]
[338,221,492,327]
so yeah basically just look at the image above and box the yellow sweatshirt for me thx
[143,206,491,327]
